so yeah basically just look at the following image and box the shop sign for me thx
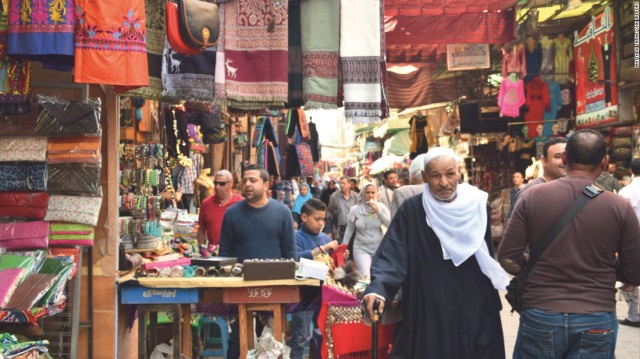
[446,44,490,71]
[574,6,618,129]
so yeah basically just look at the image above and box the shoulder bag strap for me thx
[525,184,603,273]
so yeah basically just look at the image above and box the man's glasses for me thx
[214,181,228,186]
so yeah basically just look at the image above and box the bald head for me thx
[566,130,607,168]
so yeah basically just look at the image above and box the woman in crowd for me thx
[320,180,337,206]
[291,183,312,229]
[342,182,391,278]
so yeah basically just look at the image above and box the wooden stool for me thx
[137,304,192,359]
[238,303,288,358]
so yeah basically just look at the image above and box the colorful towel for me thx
[224,0,288,110]
[0,268,25,309]
[161,39,216,102]
[340,0,382,121]
[6,0,75,71]
[287,0,303,107]
[74,0,149,90]
[300,0,339,109]
[115,0,165,99]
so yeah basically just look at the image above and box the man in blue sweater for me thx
[289,198,337,359]
[219,164,296,262]
[219,164,296,359]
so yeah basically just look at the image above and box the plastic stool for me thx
[200,316,229,358]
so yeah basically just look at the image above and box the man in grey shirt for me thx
[390,153,427,218]
[328,176,358,243]
[514,137,567,204]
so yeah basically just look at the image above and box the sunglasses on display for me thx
[214,181,228,186]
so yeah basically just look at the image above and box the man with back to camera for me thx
[197,169,243,253]
[514,137,568,203]
[390,153,427,218]
[617,157,640,328]
[499,130,640,358]
[218,164,296,359]
[327,176,357,243]
[378,170,398,210]
[363,147,509,358]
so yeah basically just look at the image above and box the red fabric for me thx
[0,192,49,219]
[318,302,395,359]
[198,192,243,246]
[385,0,519,16]
[385,10,515,45]
[387,65,457,111]
[524,77,550,138]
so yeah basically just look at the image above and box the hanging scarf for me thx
[224,0,288,110]
[421,148,510,290]
[300,0,339,109]
[340,0,382,122]
[291,183,312,214]
[287,0,303,107]
[213,0,227,106]
[161,39,216,102]
[348,182,378,222]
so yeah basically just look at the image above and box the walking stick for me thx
[372,299,380,359]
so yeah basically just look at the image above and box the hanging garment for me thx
[301,0,339,109]
[552,36,572,82]
[497,78,526,118]
[340,0,382,121]
[115,0,165,99]
[0,3,31,115]
[501,43,526,78]
[409,115,431,160]
[524,42,542,83]
[224,0,288,110]
[74,0,148,89]
[557,82,575,120]
[308,121,320,162]
[287,0,303,108]
[213,0,227,105]
[6,0,75,71]
[161,39,216,102]
[540,36,554,79]
[543,80,562,136]
[524,77,550,138]
[387,65,457,111]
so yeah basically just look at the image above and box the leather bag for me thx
[47,164,101,195]
[0,192,49,219]
[165,2,202,55]
[0,162,48,191]
[0,221,49,250]
[177,0,220,50]
[34,97,101,137]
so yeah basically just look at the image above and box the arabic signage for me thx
[574,6,618,129]
[447,44,490,71]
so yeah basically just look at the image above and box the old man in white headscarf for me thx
[362,147,509,359]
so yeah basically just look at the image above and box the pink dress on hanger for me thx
[498,78,526,118]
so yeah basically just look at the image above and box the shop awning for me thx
[385,7,517,46]
[387,65,458,111]
[383,130,411,157]
[385,0,519,16]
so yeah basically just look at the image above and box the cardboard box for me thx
[298,258,328,280]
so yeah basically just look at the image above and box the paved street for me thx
[498,289,640,359]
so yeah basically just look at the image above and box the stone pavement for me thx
[498,290,640,358]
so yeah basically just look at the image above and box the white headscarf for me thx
[421,148,510,290]
[348,182,378,221]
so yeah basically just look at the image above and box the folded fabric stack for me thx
[48,222,95,247]
[37,258,75,306]
[0,136,47,162]
[0,268,25,309]
[0,333,49,359]
[47,137,101,164]
[4,273,57,311]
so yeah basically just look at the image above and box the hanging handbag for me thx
[0,192,49,219]
[47,164,102,195]
[177,0,220,50]
[294,142,314,177]
[45,195,103,226]
[0,136,47,162]
[505,184,603,314]
[0,221,49,250]
[165,2,202,55]
[34,97,101,137]
[0,162,48,191]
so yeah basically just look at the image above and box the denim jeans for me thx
[287,310,314,359]
[513,308,618,359]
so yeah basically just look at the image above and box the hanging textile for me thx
[409,114,432,160]
[543,80,562,136]
[287,0,303,107]
[161,39,216,102]
[300,0,339,109]
[6,0,75,71]
[74,0,148,89]
[213,0,227,106]
[387,65,456,111]
[524,77,550,138]
[223,0,288,110]
[116,0,165,99]
[501,43,526,78]
[0,1,30,115]
[340,0,382,122]
[497,77,525,118]
[308,120,320,162]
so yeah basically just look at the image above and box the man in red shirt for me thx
[197,169,243,248]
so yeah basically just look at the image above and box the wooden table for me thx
[118,275,320,358]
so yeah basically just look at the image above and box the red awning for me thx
[385,0,519,16]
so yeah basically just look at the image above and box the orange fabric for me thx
[47,137,100,153]
[48,153,101,164]
[298,109,310,140]
[74,0,149,88]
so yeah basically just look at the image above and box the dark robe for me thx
[365,195,505,359]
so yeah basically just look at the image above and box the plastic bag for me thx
[246,324,290,359]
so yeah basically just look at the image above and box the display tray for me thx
[243,260,296,281]
[191,256,237,267]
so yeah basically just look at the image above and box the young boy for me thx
[288,199,338,359]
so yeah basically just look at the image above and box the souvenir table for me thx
[117,273,320,359]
